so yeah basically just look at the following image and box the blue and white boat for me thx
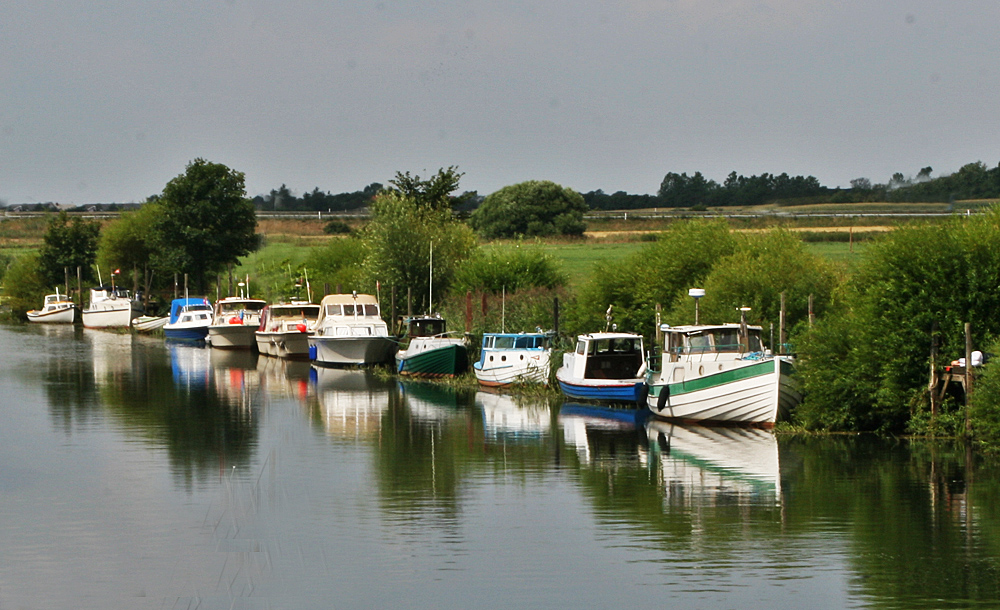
[163,297,213,342]
[556,332,647,403]
[473,332,553,387]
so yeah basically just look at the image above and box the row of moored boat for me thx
[28,289,800,426]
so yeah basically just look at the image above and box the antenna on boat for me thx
[96,265,103,287]
[688,288,705,325]
[429,240,433,314]
[605,304,613,332]
[303,268,312,303]
[501,285,506,333]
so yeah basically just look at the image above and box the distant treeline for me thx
[582,161,1000,210]
[7,160,1000,213]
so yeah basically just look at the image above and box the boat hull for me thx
[310,335,396,366]
[82,301,142,329]
[256,330,311,359]
[27,306,75,324]
[556,376,646,403]
[208,324,259,349]
[474,351,551,386]
[164,326,210,341]
[646,357,799,426]
[397,342,468,378]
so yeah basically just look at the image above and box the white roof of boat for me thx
[579,332,643,340]
[662,323,763,333]
[319,293,379,306]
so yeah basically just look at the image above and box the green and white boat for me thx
[646,321,800,427]
[395,315,468,378]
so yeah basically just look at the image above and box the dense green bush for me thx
[1,253,49,319]
[569,219,737,337]
[796,210,1000,432]
[452,246,566,295]
[305,236,366,295]
[322,220,352,235]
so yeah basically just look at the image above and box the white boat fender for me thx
[656,385,670,411]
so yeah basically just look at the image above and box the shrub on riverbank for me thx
[796,210,1000,433]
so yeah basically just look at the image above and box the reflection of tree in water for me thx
[83,337,259,490]
[782,437,1000,608]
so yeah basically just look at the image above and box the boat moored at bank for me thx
[163,297,213,341]
[556,332,647,403]
[395,314,468,377]
[255,301,321,359]
[473,332,553,387]
[27,290,77,324]
[81,286,143,329]
[207,296,266,349]
[309,293,395,366]
[645,318,800,427]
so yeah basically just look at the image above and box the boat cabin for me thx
[315,293,389,337]
[405,315,447,338]
[661,324,765,360]
[169,298,212,324]
[572,333,645,380]
[481,333,550,351]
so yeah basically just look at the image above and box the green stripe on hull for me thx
[649,359,776,398]
[399,345,468,377]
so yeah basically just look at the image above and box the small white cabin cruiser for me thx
[255,301,321,359]
[27,290,76,324]
[207,296,266,349]
[81,286,143,329]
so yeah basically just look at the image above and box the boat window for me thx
[363,304,380,316]
[495,336,515,349]
[514,336,534,349]
[352,326,373,336]
[613,338,637,353]
[687,333,711,353]
[712,329,739,352]
[748,330,763,352]
[326,304,341,316]
[343,304,357,316]
[482,336,494,349]
[576,340,586,355]
[411,319,445,337]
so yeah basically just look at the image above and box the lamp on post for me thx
[688,288,705,325]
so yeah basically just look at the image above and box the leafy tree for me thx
[305,236,366,294]
[37,212,101,286]
[360,192,477,312]
[388,166,465,211]
[671,230,838,333]
[570,220,736,337]
[471,180,587,239]
[153,159,258,291]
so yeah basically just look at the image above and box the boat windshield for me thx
[327,304,380,317]
[590,337,641,355]
[274,306,320,320]
[681,328,764,353]
[409,318,445,337]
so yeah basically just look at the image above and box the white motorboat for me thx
[556,332,647,403]
[473,332,553,386]
[81,286,143,329]
[26,290,76,324]
[309,293,395,366]
[645,320,800,427]
[207,296,266,349]
[255,301,321,359]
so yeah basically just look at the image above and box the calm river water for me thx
[1,324,999,609]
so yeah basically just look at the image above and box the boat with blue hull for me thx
[163,297,213,342]
[556,332,647,403]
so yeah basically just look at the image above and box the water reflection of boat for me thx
[168,342,212,389]
[85,328,135,381]
[312,367,392,438]
[398,381,462,425]
[558,403,646,464]
[645,420,781,502]
[211,348,260,408]
[476,390,550,441]
[256,356,312,403]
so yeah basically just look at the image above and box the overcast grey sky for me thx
[2,0,998,205]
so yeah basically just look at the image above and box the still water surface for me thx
[1,324,998,609]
